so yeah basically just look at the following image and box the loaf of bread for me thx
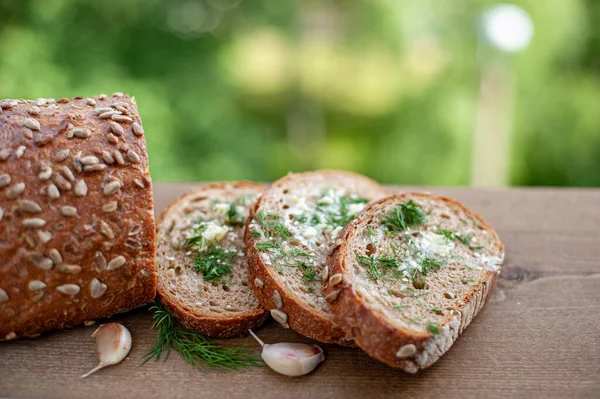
[156,182,268,338]
[325,193,504,372]
[0,94,157,340]
[245,170,388,345]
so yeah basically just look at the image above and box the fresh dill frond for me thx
[439,229,454,241]
[255,240,281,252]
[182,222,207,250]
[289,247,310,258]
[251,230,261,238]
[226,203,244,226]
[356,252,380,280]
[255,210,291,240]
[337,197,369,226]
[192,245,234,282]
[455,232,473,245]
[421,257,442,274]
[430,307,443,314]
[427,322,441,335]
[383,200,426,233]
[141,303,261,371]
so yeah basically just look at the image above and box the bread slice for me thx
[245,170,388,345]
[325,192,504,372]
[156,182,269,338]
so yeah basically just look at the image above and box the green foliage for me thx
[0,0,598,186]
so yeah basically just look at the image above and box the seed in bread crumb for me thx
[395,344,417,359]
[5,332,17,340]
[273,290,283,309]
[84,320,96,326]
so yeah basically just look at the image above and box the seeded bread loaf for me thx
[0,94,157,340]
[245,170,388,345]
[324,192,504,372]
[156,182,269,338]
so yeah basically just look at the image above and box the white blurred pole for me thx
[471,4,533,187]
[471,59,513,187]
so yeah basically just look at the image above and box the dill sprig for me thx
[383,200,426,233]
[192,245,234,282]
[141,303,262,371]
[226,203,244,226]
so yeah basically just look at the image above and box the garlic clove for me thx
[249,329,324,377]
[81,323,132,378]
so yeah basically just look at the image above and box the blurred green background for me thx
[1,0,599,186]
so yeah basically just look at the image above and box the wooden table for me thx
[1,183,599,399]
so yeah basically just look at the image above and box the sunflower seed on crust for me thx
[100,220,115,239]
[28,280,46,290]
[99,110,119,119]
[132,123,144,136]
[6,182,25,199]
[80,156,100,165]
[103,180,121,195]
[107,255,126,270]
[112,114,132,123]
[102,150,115,164]
[113,150,125,165]
[126,150,140,164]
[109,121,124,135]
[28,252,53,270]
[270,309,288,325]
[61,165,75,181]
[53,174,71,190]
[60,206,77,217]
[57,264,82,274]
[329,273,343,286]
[96,251,107,270]
[23,218,46,228]
[103,201,118,213]
[90,278,107,298]
[56,284,80,296]
[254,278,264,288]
[37,230,52,243]
[0,174,11,188]
[47,183,60,200]
[28,105,41,115]
[83,164,107,172]
[15,145,26,157]
[74,179,88,197]
[72,128,91,138]
[55,148,70,162]
[24,118,41,131]
[0,288,8,303]
[0,148,12,161]
[19,200,42,213]
[48,249,63,265]
[325,289,341,303]
[94,107,113,115]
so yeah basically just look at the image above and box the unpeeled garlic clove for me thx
[249,329,324,377]
[81,323,132,378]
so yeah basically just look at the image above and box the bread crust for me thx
[245,170,389,345]
[156,181,269,338]
[325,192,504,371]
[0,94,157,340]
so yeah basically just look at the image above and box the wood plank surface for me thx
[1,183,599,399]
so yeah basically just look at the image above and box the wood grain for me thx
[1,183,599,399]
